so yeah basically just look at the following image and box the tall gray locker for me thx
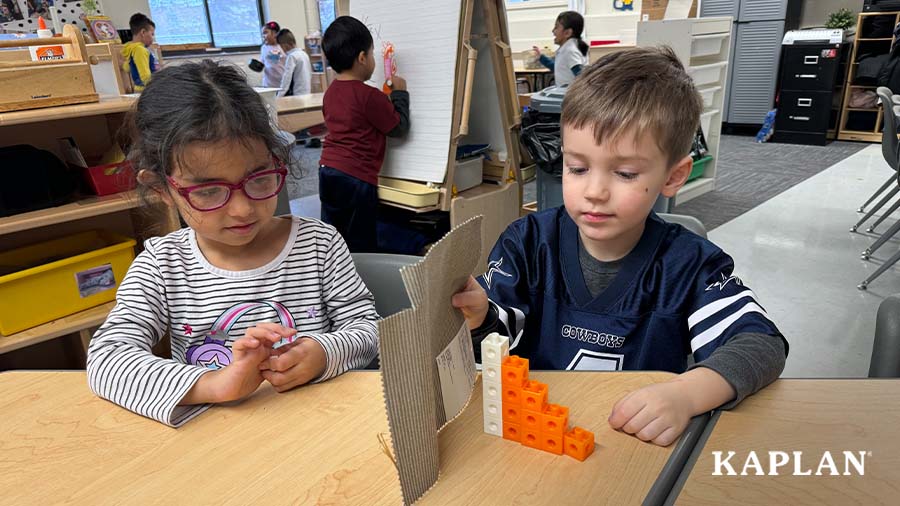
[701,0,800,125]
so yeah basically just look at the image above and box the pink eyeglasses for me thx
[166,157,288,212]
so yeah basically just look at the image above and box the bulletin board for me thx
[0,0,103,40]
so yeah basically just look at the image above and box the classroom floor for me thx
[708,143,900,378]
[673,135,867,230]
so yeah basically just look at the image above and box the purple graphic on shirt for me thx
[184,301,298,368]
[186,337,232,370]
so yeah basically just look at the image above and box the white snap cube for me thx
[483,413,503,436]
[482,362,502,384]
[483,379,502,402]
[481,332,510,365]
[483,397,502,419]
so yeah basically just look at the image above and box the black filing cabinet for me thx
[774,43,848,145]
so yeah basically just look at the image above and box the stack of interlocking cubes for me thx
[480,333,595,461]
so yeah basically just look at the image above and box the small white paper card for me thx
[435,323,476,420]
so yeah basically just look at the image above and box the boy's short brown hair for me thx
[561,46,702,167]
[276,29,296,47]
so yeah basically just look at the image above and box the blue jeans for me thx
[319,166,378,252]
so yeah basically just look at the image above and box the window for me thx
[318,0,336,33]
[148,0,263,48]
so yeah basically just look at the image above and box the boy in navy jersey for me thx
[453,47,787,446]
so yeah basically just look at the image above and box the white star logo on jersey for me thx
[705,273,743,291]
[483,258,513,289]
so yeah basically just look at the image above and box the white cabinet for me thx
[637,16,732,207]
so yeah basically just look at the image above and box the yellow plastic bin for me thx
[0,230,136,335]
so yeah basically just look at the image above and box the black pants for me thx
[319,165,378,252]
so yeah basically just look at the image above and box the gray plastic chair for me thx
[868,294,900,377]
[351,253,421,318]
[659,213,708,238]
[351,253,421,369]
[853,87,900,231]
[862,103,900,262]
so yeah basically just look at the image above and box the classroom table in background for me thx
[276,93,324,133]
[669,379,900,505]
[0,370,704,505]
[514,67,552,92]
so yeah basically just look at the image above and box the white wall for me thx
[269,0,310,36]
[102,0,150,29]
[799,0,861,29]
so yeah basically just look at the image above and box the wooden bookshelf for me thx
[838,11,900,143]
[0,302,114,355]
[304,35,330,93]
[0,191,141,236]
[0,99,179,360]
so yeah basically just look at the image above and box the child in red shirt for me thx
[319,16,411,252]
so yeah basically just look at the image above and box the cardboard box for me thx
[642,0,698,21]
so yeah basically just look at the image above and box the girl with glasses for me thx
[87,61,379,427]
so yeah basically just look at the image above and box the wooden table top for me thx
[676,379,900,505]
[276,93,324,113]
[419,371,678,505]
[0,370,680,505]
[514,67,550,73]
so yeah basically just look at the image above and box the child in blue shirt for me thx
[453,47,787,447]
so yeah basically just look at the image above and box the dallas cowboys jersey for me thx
[478,208,780,372]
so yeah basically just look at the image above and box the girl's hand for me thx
[180,323,290,405]
[259,338,328,392]
[532,45,542,57]
[451,275,489,330]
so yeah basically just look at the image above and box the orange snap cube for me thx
[503,421,521,442]
[502,403,522,423]
[564,427,595,461]
[520,408,542,430]
[501,355,529,386]
[502,383,522,406]
[540,432,564,455]
[521,380,548,411]
[540,404,569,436]
[521,427,541,450]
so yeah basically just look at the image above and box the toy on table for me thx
[382,41,396,94]
[481,333,595,461]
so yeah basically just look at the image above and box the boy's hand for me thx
[388,75,407,91]
[451,275,489,330]
[608,368,735,447]
[259,337,328,393]
[182,323,287,405]
[608,382,694,447]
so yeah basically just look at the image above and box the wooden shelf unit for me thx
[838,11,900,143]
[0,303,115,355]
[0,99,179,358]
[304,35,330,93]
[0,191,141,236]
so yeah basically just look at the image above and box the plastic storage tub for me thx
[0,230,136,335]
[81,161,135,196]
[378,177,441,208]
[688,156,713,182]
[698,86,722,110]
[453,157,484,193]
[688,61,728,87]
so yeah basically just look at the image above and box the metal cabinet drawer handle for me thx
[804,55,819,65]
[797,98,813,107]
[790,116,811,121]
